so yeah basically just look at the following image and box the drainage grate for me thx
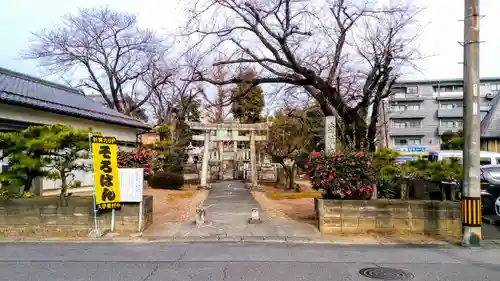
[359,267,414,280]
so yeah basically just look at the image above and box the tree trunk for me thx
[366,97,382,152]
[276,167,286,188]
[59,177,68,207]
[354,120,367,151]
[284,165,298,191]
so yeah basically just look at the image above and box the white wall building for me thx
[0,67,152,192]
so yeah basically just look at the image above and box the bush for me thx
[376,176,397,199]
[117,149,155,178]
[306,151,375,199]
[148,171,184,190]
[0,187,14,201]
[401,158,462,182]
[0,187,33,200]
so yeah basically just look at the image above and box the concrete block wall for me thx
[0,196,153,237]
[315,199,460,239]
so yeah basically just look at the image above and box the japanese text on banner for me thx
[91,136,121,210]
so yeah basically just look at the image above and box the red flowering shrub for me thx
[117,150,156,177]
[306,151,376,199]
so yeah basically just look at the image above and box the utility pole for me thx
[461,0,482,247]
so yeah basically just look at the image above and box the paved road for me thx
[1,242,500,280]
[483,223,500,240]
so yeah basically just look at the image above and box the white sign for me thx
[119,168,144,202]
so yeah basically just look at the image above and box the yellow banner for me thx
[91,136,121,210]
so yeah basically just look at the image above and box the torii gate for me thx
[187,121,268,187]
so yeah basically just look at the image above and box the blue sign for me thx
[399,147,426,153]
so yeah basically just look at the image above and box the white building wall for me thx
[0,103,142,143]
[0,103,145,191]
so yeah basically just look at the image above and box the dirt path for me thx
[144,185,208,223]
[252,191,316,226]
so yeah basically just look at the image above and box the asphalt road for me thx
[1,242,500,281]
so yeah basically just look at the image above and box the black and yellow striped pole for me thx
[461,197,482,227]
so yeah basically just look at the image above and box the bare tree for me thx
[23,7,171,117]
[183,0,422,150]
[148,56,203,126]
[202,59,232,123]
[148,65,203,146]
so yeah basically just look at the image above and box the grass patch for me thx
[167,191,195,201]
[266,191,321,200]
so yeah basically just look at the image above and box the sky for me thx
[0,0,499,82]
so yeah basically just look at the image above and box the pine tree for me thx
[231,69,265,123]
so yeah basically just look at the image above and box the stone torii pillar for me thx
[200,130,211,187]
[250,130,257,187]
[232,128,238,179]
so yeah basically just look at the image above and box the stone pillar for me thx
[232,130,238,179]
[200,130,210,187]
[250,130,258,187]
[218,141,224,180]
[325,115,336,153]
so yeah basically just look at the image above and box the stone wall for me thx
[315,199,460,239]
[0,196,153,237]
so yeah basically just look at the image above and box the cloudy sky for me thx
[0,0,499,81]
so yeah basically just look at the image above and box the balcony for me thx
[390,95,425,102]
[437,126,462,135]
[435,91,463,100]
[437,108,463,118]
[388,110,427,119]
[435,91,496,100]
[388,127,429,136]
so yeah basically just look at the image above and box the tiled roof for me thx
[0,67,151,129]
[481,93,500,138]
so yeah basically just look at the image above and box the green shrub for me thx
[372,148,401,181]
[401,158,462,182]
[148,171,184,190]
[306,150,375,199]
[376,176,397,199]
[22,191,34,198]
[0,187,14,200]
[0,187,35,200]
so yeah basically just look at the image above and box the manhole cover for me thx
[359,267,414,280]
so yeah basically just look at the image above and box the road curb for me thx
[0,235,461,247]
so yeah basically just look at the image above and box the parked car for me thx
[428,150,500,165]
[480,165,500,215]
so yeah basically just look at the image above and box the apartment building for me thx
[383,78,500,152]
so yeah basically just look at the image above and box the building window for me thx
[406,104,420,110]
[392,121,407,128]
[393,92,406,99]
[393,138,422,146]
[406,86,419,97]
[434,85,463,92]
[390,103,420,111]
[408,120,422,128]
[439,102,463,109]
[391,105,406,111]
[440,120,463,127]
[391,120,422,128]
